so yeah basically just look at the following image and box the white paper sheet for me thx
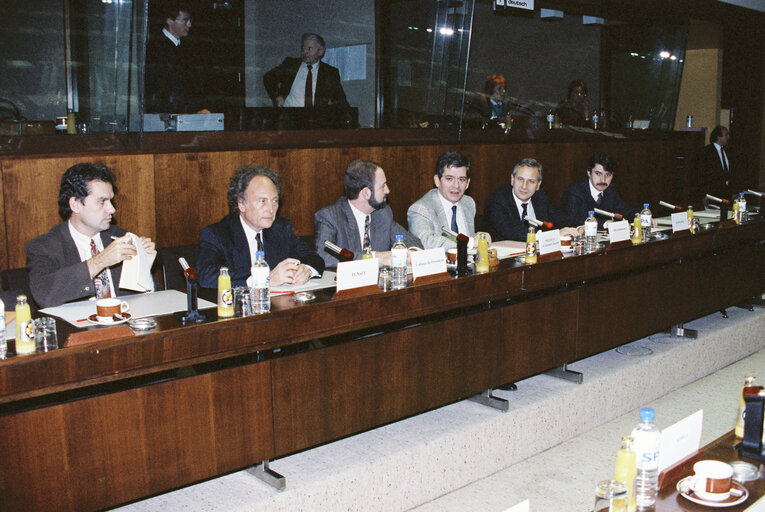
[271,271,337,293]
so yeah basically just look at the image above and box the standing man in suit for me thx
[314,159,422,267]
[263,33,349,110]
[485,158,580,242]
[700,125,734,203]
[407,151,476,249]
[197,166,324,289]
[25,163,157,308]
[560,151,642,230]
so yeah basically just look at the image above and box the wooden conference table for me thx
[0,218,763,511]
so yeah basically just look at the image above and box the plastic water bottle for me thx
[251,250,270,314]
[737,192,748,223]
[0,297,6,359]
[631,407,661,508]
[391,234,408,290]
[640,203,652,242]
[585,210,598,252]
[546,110,554,129]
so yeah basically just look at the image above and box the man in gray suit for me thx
[314,159,422,267]
[407,151,476,249]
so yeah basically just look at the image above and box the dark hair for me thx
[162,4,191,22]
[483,74,506,95]
[567,79,588,99]
[344,159,381,200]
[435,151,471,179]
[587,152,615,174]
[58,163,117,220]
[710,125,727,143]
[302,33,326,49]
[228,166,281,215]
[512,158,543,181]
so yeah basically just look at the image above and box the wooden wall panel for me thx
[0,160,6,271]
[0,361,274,512]
[1,155,155,269]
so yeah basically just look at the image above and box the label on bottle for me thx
[251,266,269,288]
[391,248,407,268]
[641,214,651,228]
[585,220,597,237]
[16,319,36,354]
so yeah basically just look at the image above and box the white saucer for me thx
[88,313,132,326]
[676,476,748,507]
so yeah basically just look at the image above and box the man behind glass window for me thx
[407,151,476,249]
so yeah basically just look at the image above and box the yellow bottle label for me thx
[217,274,234,318]
[15,302,35,355]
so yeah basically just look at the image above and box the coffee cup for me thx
[446,248,458,264]
[560,235,572,248]
[690,460,733,501]
[96,298,130,322]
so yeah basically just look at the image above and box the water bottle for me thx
[592,111,600,130]
[585,210,598,252]
[640,203,652,242]
[737,192,748,223]
[546,110,554,129]
[631,407,661,508]
[0,297,6,359]
[251,250,270,314]
[391,234,408,290]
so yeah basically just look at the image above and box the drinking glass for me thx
[593,479,627,512]
[34,317,58,352]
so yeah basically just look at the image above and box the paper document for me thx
[271,271,337,293]
[40,289,215,327]
[119,233,154,292]
[491,240,527,259]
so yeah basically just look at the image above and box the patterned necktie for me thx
[255,232,263,252]
[451,205,458,232]
[90,238,111,299]
[521,202,528,221]
[597,192,603,205]
[363,215,371,252]
[305,64,313,108]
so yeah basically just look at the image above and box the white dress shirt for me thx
[348,200,369,248]
[513,192,536,221]
[68,221,116,298]
[284,61,319,107]
[437,192,468,234]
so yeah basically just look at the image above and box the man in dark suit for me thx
[485,158,580,242]
[314,159,422,267]
[197,166,324,289]
[263,33,349,111]
[25,163,157,308]
[699,125,734,203]
[560,152,639,230]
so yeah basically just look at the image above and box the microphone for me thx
[178,257,198,280]
[746,189,765,198]
[659,201,683,211]
[705,193,730,205]
[594,208,623,220]
[324,240,354,261]
[523,215,553,229]
[441,227,470,244]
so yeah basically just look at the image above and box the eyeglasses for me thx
[174,17,192,24]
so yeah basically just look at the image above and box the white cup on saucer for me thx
[690,460,733,501]
[96,298,130,323]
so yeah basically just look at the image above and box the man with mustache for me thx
[560,152,639,230]
[197,166,324,288]
[314,159,422,267]
[26,163,156,308]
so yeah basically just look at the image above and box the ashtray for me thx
[730,461,760,482]
[128,317,157,331]
[293,292,316,303]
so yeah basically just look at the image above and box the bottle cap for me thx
[639,407,654,421]
[643,203,649,208]
[256,250,264,259]
[588,210,594,216]
[395,234,404,241]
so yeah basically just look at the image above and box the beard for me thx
[368,194,388,211]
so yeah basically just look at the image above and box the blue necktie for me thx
[451,205,458,232]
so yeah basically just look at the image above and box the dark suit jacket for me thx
[484,185,570,242]
[25,223,127,308]
[263,58,349,109]
[314,197,422,267]
[699,143,734,201]
[197,214,325,288]
[560,178,637,230]
[145,32,197,113]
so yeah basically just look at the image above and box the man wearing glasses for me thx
[407,151,477,249]
[145,4,201,113]
[560,151,639,230]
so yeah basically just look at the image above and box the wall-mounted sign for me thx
[494,0,534,11]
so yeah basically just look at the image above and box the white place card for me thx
[536,229,561,255]
[671,211,690,232]
[119,232,154,292]
[658,409,703,472]
[502,499,530,512]
[410,247,446,279]
[336,258,379,291]
[607,220,631,242]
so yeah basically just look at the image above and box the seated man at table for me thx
[314,159,422,267]
[25,162,157,308]
[560,151,640,230]
[407,151,476,249]
[485,158,580,242]
[197,165,324,288]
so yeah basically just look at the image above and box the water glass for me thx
[378,266,392,291]
[233,287,253,317]
[34,317,58,352]
[593,480,627,512]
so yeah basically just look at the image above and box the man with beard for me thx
[314,159,422,267]
[560,151,640,230]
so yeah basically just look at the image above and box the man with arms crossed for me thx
[197,166,324,288]
[407,151,476,249]
[26,163,156,308]
[314,159,422,267]
[485,158,580,242]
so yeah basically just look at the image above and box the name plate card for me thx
[336,258,379,291]
[671,211,690,232]
[607,220,631,242]
[410,247,447,279]
[536,229,562,255]
[658,409,703,472]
